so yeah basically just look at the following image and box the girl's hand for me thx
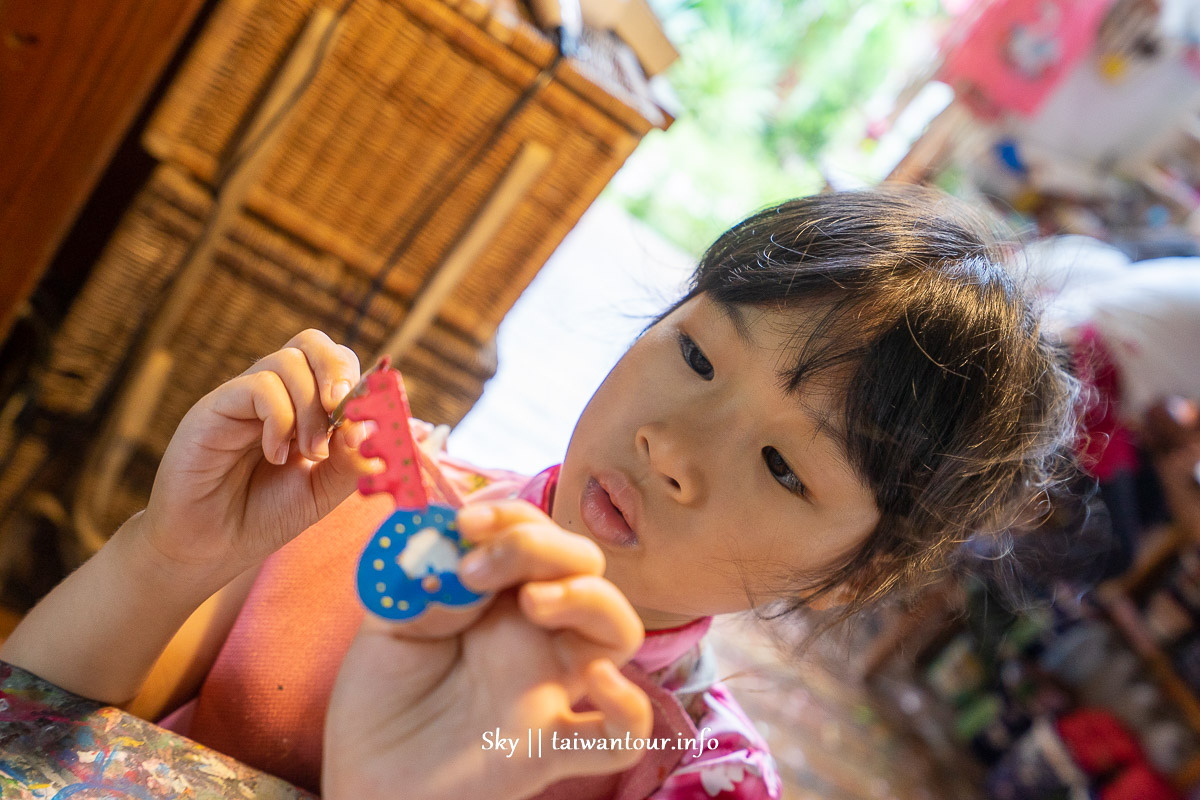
[323,501,652,800]
[2,330,373,705]
[141,329,370,588]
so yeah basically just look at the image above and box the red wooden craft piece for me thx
[342,359,428,509]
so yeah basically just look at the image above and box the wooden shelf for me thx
[1095,528,1200,791]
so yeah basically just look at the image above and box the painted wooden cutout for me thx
[342,359,484,619]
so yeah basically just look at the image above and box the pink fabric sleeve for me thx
[646,684,781,799]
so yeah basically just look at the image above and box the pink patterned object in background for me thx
[938,0,1115,116]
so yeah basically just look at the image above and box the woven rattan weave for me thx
[0,0,666,566]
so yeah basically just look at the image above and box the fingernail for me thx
[310,432,329,460]
[459,550,490,582]
[273,441,289,465]
[526,583,564,604]
[344,421,368,449]
[333,380,354,405]
[457,505,494,529]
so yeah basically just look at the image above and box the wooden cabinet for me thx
[0,0,209,342]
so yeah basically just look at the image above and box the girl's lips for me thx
[580,476,639,548]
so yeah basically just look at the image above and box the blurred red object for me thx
[1100,762,1184,800]
[1055,708,1142,776]
[1074,326,1140,481]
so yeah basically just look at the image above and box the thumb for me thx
[309,422,377,518]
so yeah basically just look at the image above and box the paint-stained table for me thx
[0,661,312,799]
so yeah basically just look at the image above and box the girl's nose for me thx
[636,422,704,505]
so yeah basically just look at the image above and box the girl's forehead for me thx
[682,297,854,457]
[686,297,843,386]
[647,295,876,515]
[682,294,823,341]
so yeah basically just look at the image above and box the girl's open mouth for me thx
[580,476,638,548]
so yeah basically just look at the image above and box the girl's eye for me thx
[678,333,714,380]
[763,446,805,496]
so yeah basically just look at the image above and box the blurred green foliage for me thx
[609,0,946,253]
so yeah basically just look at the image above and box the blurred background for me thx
[4,0,1200,797]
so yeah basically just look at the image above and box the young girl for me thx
[1,186,1079,800]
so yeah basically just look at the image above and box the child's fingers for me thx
[456,500,556,540]
[545,660,652,779]
[243,347,328,461]
[206,371,297,465]
[357,602,484,643]
[362,595,495,642]
[585,659,652,740]
[279,329,361,412]
[308,424,381,514]
[457,520,605,593]
[325,421,374,468]
[245,330,360,462]
[518,576,644,667]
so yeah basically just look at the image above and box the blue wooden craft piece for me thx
[356,504,485,620]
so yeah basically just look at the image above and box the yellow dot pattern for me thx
[361,506,477,619]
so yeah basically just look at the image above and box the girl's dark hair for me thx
[663,185,1081,623]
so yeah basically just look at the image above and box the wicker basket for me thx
[0,0,667,564]
[143,0,663,344]
[0,434,50,537]
[13,165,498,538]
[38,166,496,441]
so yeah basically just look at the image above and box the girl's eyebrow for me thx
[794,394,856,478]
[716,301,755,344]
[713,298,860,485]
[790,414,853,489]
